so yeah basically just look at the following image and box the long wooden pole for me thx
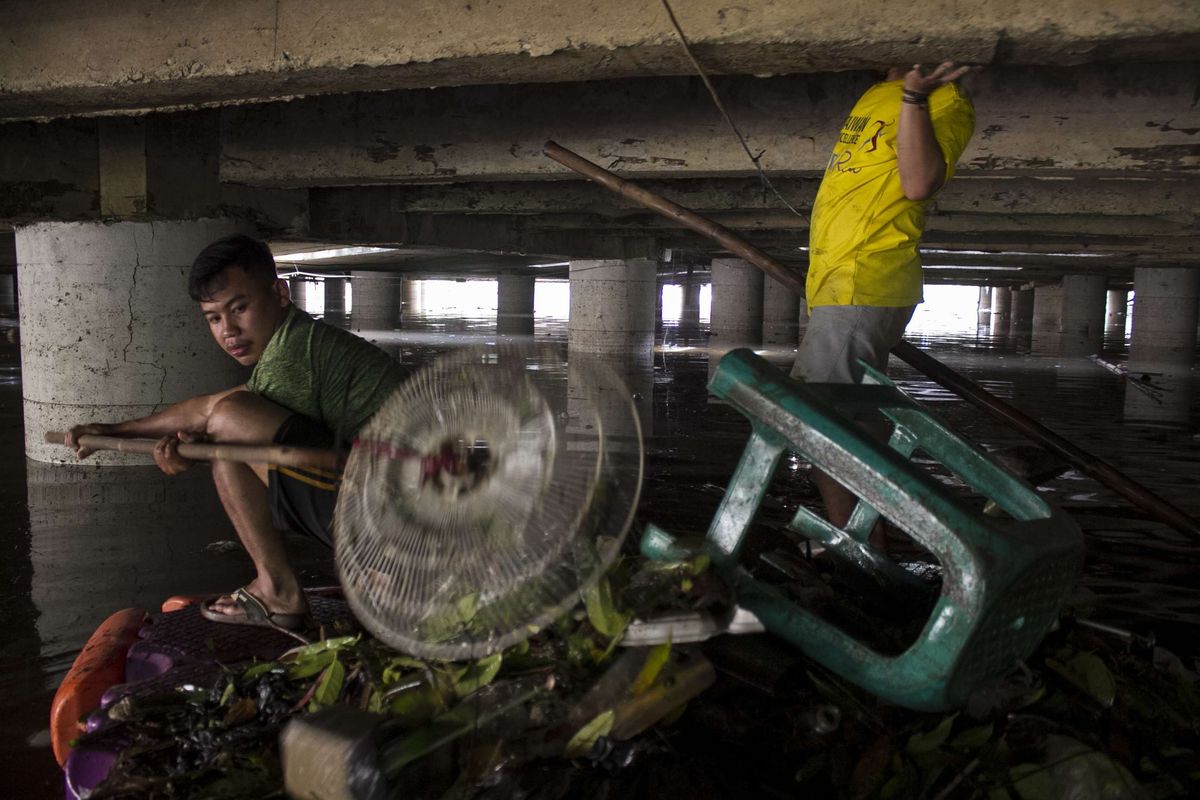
[44,432,341,471]
[542,140,1200,541]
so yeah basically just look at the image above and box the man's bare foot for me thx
[206,579,308,618]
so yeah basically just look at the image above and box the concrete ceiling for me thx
[0,1,1197,288]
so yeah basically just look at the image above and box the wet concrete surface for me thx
[2,292,1199,795]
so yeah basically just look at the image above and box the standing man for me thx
[66,235,407,633]
[792,62,976,539]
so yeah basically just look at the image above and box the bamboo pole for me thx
[542,140,1200,541]
[44,432,341,472]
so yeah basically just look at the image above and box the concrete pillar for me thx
[709,257,765,354]
[1011,288,1034,331]
[496,273,536,337]
[797,296,809,342]
[568,258,657,364]
[1031,283,1063,356]
[977,286,992,326]
[323,275,346,326]
[989,286,1012,334]
[16,219,251,463]
[350,270,402,332]
[762,274,799,352]
[1125,267,1199,426]
[1105,288,1129,339]
[0,272,15,314]
[402,276,420,317]
[288,276,308,313]
[680,270,702,332]
[1059,273,1107,357]
[654,278,665,334]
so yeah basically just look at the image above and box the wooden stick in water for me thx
[44,431,341,472]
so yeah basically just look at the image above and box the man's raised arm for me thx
[896,61,974,201]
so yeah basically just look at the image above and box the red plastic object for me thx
[50,608,147,766]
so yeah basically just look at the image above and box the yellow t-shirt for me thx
[806,81,975,308]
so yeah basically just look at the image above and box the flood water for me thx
[2,279,1198,796]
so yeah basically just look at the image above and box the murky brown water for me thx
[2,291,1198,795]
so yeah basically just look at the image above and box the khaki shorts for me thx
[790,304,916,384]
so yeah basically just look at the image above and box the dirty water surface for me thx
[1,296,1198,797]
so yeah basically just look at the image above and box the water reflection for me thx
[2,282,1199,795]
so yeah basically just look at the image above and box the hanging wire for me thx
[659,0,809,223]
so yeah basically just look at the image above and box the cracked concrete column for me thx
[1125,267,1199,426]
[497,272,535,337]
[710,257,764,355]
[762,274,799,352]
[1060,273,1107,357]
[16,219,251,463]
[350,270,402,332]
[323,274,346,327]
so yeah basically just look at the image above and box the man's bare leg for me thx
[812,468,889,551]
[202,392,308,618]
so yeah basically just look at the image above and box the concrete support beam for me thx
[1059,273,1108,356]
[1126,267,1199,425]
[6,1,1197,121]
[98,118,147,217]
[762,274,799,351]
[349,176,1200,223]
[497,273,536,337]
[567,259,656,363]
[709,257,764,353]
[350,270,402,332]
[16,219,251,463]
[224,64,1200,187]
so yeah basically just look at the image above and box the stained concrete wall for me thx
[17,219,251,463]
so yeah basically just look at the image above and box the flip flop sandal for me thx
[200,586,313,643]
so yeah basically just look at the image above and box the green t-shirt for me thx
[247,305,407,437]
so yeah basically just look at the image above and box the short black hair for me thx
[188,234,278,301]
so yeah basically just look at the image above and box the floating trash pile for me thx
[78,552,1200,799]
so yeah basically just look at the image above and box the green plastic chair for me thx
[642,348,1083,711]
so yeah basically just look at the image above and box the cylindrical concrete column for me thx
[1032,284,1062,332]
[989,287,1013,337]
[568,259,657,366]
[497,273,536,337]
[402,276,420,317]
[977,286,992,326]
[16,219,251,463]
[1059,273,1107,357]
[1126,268,1199,426]
[1011,288,1034,331]
[288,276,308,313]
[1105,288,1129,338]
[323,275,346,326]
[709,258,764,354]
[762,274,799,351]
[0,272,15,314]
[680,272,702,331]
[350,270,402,332]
